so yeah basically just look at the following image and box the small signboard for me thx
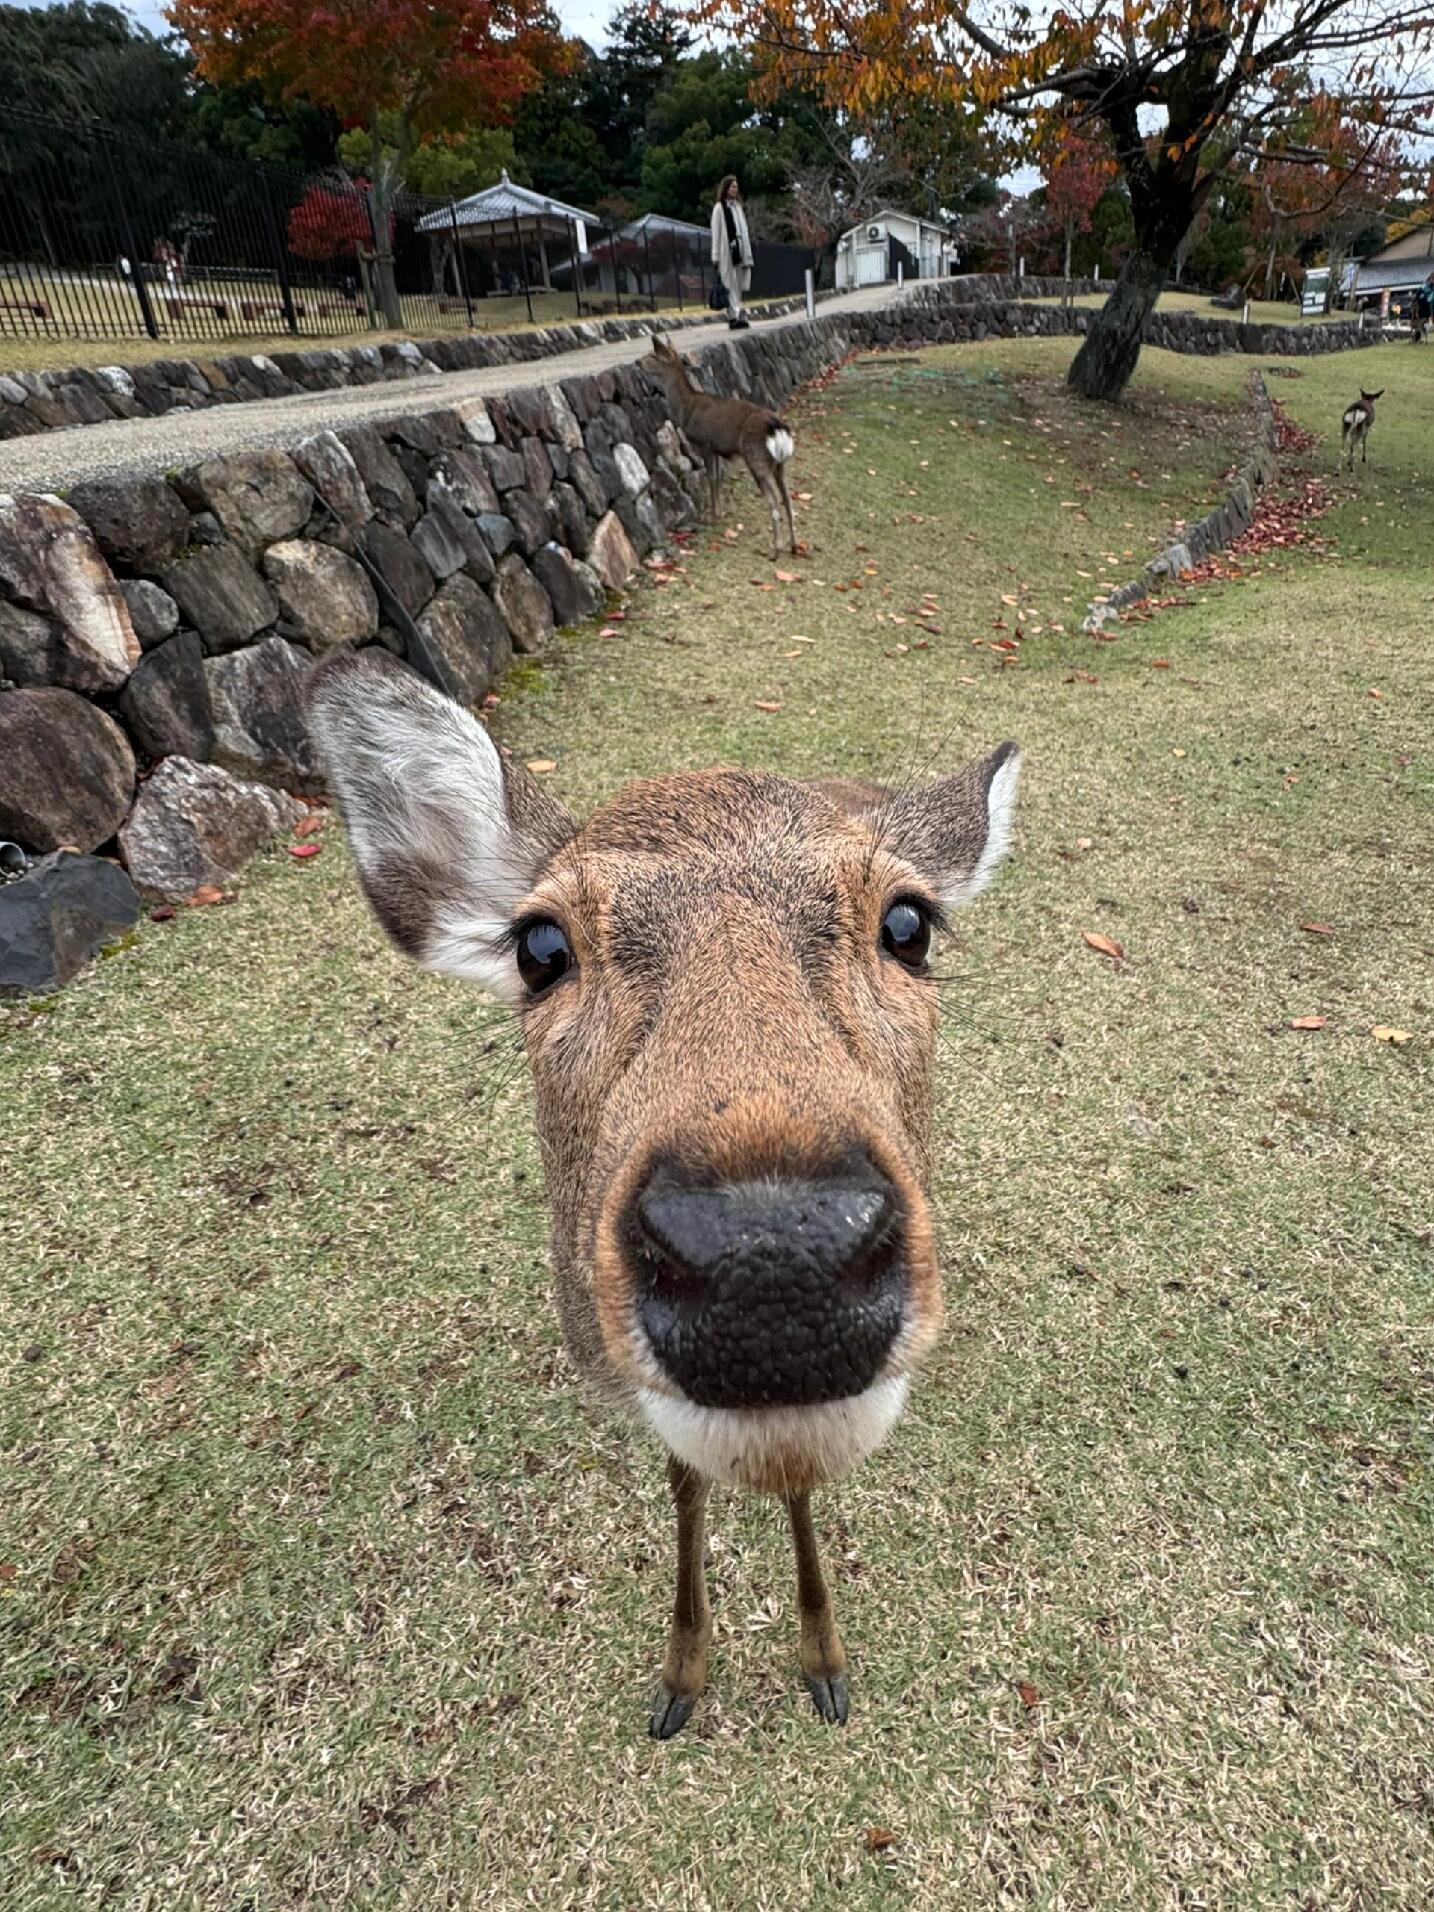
[1302,266,1331,317]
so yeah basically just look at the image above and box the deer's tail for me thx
[765,420,795,464]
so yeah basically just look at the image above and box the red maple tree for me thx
[287,181,376,262]
[170,0,569,324]
[1043,126,1115,300]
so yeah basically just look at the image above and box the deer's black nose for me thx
[630,1162,906,1408]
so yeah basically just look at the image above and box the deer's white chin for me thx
[635,1376,910,1495]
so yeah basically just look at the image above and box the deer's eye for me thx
[515,918,573,995]
[880,899,932,970]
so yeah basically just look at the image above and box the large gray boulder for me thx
[0,851,141,998]
[262,540,379,649]
[177,450,314,555]
[532,543,605,626]
[162,544,278,654]
[547,482,591,557]
[341,425,419,525]
[119,579,180,650]
[0,687,136,852]
[586,510,638,592]
[415,575,512,706]
[362,522,436,621]
[504,490,551,559]
[119,755,305,902]
[492,555,554,654]
[292,430,373,529]
[0,493,139,692]
[483,445,528,493]
[204,636,319,789]
[116,631,216,762]
[65,473,190,572]
[427,448,500,518]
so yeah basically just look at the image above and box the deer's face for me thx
[309,653,1019,1495]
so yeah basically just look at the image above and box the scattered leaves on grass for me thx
[773,569,801,583]
[1016,1680,1041,1708]
[525,759,558,775]
[1082,931,1124,962]
[864,1829,895,1853]
[288,843,322,860]
[1290,1015,1328,1030]
[1371,1026,1413,1044]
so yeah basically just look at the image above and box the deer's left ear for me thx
[879,742,1020,909]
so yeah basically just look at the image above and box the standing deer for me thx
[642,332,798,558]
[1341,388,1384,469]
[308,649,1019,1738]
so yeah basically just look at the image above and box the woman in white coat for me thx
[710,175,752,330]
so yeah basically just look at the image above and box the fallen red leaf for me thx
[187,884,226,907]
[149,905,176,923]
[288,842,322,860]
[1289,1015,1328,1030]
[1082,930,1124,962]
[1016,1680,1041,1708]
[292,814,324,839]
[864,1828,895,1853]
[1299,922,1334,936]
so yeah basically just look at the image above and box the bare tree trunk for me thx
[1063,218,1073,307]
[368,109,404,330]
[1067,151,1198,403]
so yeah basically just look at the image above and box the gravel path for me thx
[0,285,908,492]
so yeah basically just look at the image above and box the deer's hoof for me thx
[806,1672,849,1726]
[649,1687,699,1740]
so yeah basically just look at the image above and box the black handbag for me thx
[708,283,728,311]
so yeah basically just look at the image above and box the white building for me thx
[835,210,956,290]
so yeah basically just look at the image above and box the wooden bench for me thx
[0,296,52,320]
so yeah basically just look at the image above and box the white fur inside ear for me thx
[309,665,530,1000]
[943,746,1021,909]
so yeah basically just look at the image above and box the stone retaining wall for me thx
[0,295,815,442]
[896,283,1376,358]
[1083,373,1277,632]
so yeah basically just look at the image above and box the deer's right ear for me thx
[307,650,573,1000]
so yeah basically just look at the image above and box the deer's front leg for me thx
[786,1491,848,1724]
[650,1457,712,1739]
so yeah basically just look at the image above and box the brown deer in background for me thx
[642,332,798,558]
[309,648,1020,1738]
[1341,388,1384,470]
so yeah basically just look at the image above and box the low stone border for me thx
[895,284,1376,358]
[0,294,819,442]
[1081,372,1278,633]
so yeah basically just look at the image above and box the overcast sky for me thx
[7,0,620,42]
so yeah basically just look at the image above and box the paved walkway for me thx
[0,284,910,492]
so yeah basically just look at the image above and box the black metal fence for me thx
[0,104,817,354]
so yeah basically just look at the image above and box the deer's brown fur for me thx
[308,647,1020,1736]
[642,331,798,556]
[1341,388,1384,470]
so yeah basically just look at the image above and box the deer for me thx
[641,332,798,558]
[307,647,1019,1739]
[1341,388,1384,470]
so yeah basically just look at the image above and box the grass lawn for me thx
[2,335,1430,1908]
